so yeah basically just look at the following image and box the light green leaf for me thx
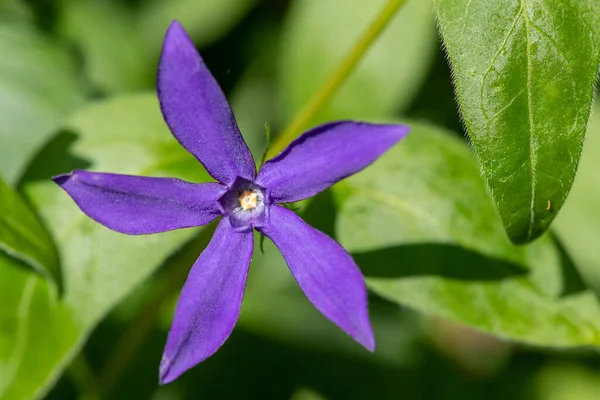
[0,22,86,185]
[334,121,600,348]
[138,0,256,57]
[554,105,600,292]
[0,94,209,399]
[57,0,150,93]
[0,253,77,400]
[535,362,600,400]
[0,178,58,282]
[433,0,600,244]
[279,0,436,124]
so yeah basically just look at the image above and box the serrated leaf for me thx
[333,121,600,348]
[0,177,58,282]
[0,22,86,185]
[433,0,600,243]
[0,94,210,399]
[57,0,150,93]
[279,0,436,125]
[554,105,600,292]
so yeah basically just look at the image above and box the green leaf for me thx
[535,362,600,400]
[554,105,600,292]
[279,0,436,124]
[433,0,600,244]
[0,0,32,22]
[0,94,209,399]
[138,0,256,57]
[0,22,86,185]
[0,253,78,400]
[333,121,600,348]
[0,177,58,282]
[57,0,150,93]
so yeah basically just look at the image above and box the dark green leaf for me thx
[433,0,600,243]
[0,94,210,399]
[333,121,600,347]
[0,22,86,184]
[279,0,436,124]
[0,177,58,282]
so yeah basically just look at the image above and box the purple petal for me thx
[258,205,374,350]
[53,170,224,234]
[158,21,256,186]
[160,218,253,384]
[257,121,409,203]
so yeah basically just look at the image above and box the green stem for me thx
[266,0,407,159]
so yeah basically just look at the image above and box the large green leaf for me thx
[333,121,600,348]
[0,94,209,399]
[0,22,86,185]
[0,178,58,282]
[433,0,600,244]
[554,105,600,292]
[279,0,436,125]
[57,0,150,93]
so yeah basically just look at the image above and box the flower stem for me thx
[266,0,407,159]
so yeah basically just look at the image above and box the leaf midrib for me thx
[520,0,536,241]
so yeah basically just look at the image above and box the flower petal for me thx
[158,21,256,185]
[160,218,253,384]
[53,170,225,234]
[257,121,409,203]
[258,205,374,350]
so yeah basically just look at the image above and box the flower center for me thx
[239,190,258,210]
[218,178,268,230]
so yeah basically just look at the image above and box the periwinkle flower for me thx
[53,21,409,383]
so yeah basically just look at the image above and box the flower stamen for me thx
[239,190,258,210]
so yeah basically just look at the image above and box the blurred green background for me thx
[2,0,600,399]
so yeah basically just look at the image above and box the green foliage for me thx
[433,0,600,244]
[0,22,85,185]
[138,0,256,56]
[0,253,77,400]
[2,1,600,398]
[279,0,436,125]
[0,178,58,282]
[0,95,209,399]
[57,0,149,93]
[239,232,421,366]
[56,0,257,95]
[0,0,32,21]
[335,122,600,347]
[555,105,600,292]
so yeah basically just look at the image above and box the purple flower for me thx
[53,21,409,384]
